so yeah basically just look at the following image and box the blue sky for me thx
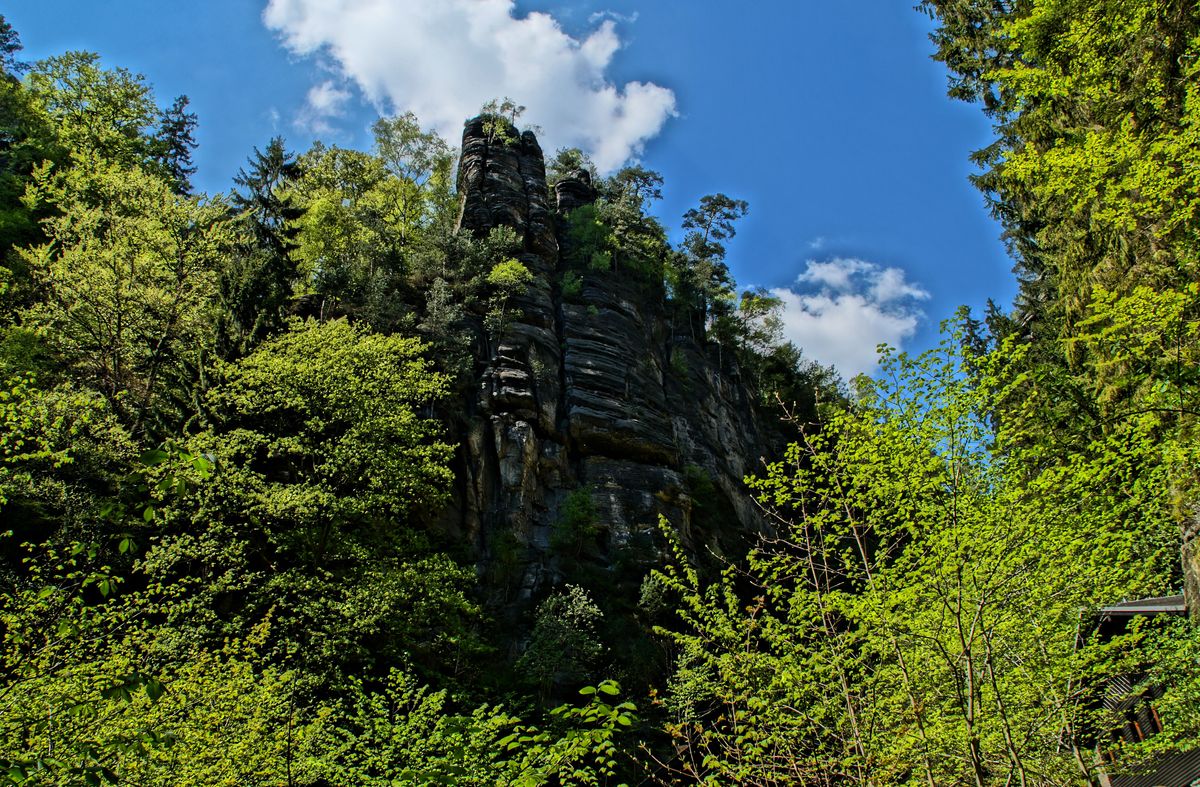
[5,0,1016,378]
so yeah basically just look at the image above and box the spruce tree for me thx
[153,94,198,194]
[217,137,303,356]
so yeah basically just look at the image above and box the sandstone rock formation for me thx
[553,169,596,213]
[446,116,782,601]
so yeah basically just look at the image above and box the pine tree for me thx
[217,137,303,356]
[153,95,198,194]
[0,14,24,78]
[668,193,747,341]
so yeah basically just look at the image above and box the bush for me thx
[550,487,599,558]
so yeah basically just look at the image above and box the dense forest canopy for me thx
[0,2,1199,784]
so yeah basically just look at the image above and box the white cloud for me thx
[263,0,677,173]
[588,10,639,25]
[869,266,929,303]
[297,80,352,133]
[796,257,873,291]
[771,258,930,379]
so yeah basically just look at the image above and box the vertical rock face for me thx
[451,116,780,601]
[1184,515,1200,621]
[456,116,558,269]
[554,170,596,213]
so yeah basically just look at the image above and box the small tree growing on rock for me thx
[517,585,606,699]
[485,258,533,355]
[479,97,526,145]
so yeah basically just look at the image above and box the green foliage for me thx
[0,449,269,787]
[667,193,747,338]
[329,668,520,785]
[218,136,303,356]
[1,46,200,338]
[0,15,23,77]
[606,166,663,211]
[653,330,1175,784]
[729,288,783,354]
[485,528,527,601]
[545,146,597,186]
[180,318,480,680]
[1129,618,1200,763]
[680,463,733,538]
[23,52,159,168]
[0,551,332,787]
[0,540,173,786]
[501,681,638,787]
[204,318,453,559]
[0,373,135,553]
[910,9,1200,770]
[920,0,1200,464]
[753,340,844,418]
[705,286,844,413]
[286,128,456,331]
[280,115,459,336]
[587,250,612,273]
[478,97,526,145]
[564,204,613,270]
[418,276,473,380]
[372,111,452,191]
[561,269,584,300]
[486,257,533,291]
[150,95,197,195]
[517,585,607,697]
[562,184,668,287]
[289,143,401,320]
[668,347,687,377]
[333,674,637,786]
[114,630,332,787]
[484,258,533,351]
[0,55,54,279]
[0,533,627,787]
[551,487,600,558]
[18,157,235,434]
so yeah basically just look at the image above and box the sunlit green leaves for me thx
[19,154,236,433]
[206,318,452,537]
[654,328,1177,784]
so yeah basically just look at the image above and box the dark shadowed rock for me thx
[555,170,597,213]
[447,117,782,603]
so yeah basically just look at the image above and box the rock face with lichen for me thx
[444,116,781,602]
